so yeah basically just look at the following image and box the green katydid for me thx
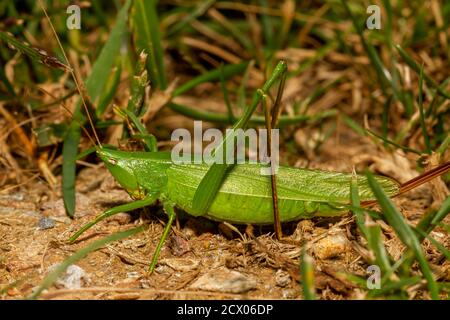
[66,60,450,274]
[36,1,449,274]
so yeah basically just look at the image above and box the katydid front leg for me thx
[68,194,158,243]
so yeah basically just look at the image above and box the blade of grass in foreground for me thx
[28,225,146,300]
[300,246,315,300]
[351,178,393,275]
[416,196,450,241]
[366,171,439,300]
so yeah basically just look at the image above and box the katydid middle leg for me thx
[148,202,176,273]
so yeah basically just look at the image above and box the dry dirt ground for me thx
[1,130,449,300]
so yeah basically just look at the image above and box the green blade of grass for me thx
[62,122,81,216]
[258,0,275,51]
[167,0,216,37]
[340,1,391,94]
[430,196,450,226]
[350,173,364,232]
[219,63,234,123]
[370,276,422,298]
[417,65,431,154]
[366,128,422,155]
[343,115,367,137]
[351,176,393,275]
[349,177,394,276]
[132,0,167,89]
[415,196,450,241]
[123,109,157,152]
[300,246,315,300]
[172,62,248,97]
[96,62,122,116]
[414,228,450,261]
[84,3,130,102]
[437,134,449,155]
[167,102,334,126]
[127,51,148,116]
[28,225,146,300]
[62,0,131,217]
[395,45,450,99]
[366,171,440,300]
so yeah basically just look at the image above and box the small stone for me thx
[110,213,132,225]
[169,235,190,256]
[275,269,291,287]
[160,258,200,272]
[282,288,297,299]
[313,231,349,260]
[190,267,256,293]
[48,264,89,289]
[127,271,140,279]
[37,216,55,230]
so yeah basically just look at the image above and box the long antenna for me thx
[397,161,450,196]
[361,160,450,208]
[38,0,102,148]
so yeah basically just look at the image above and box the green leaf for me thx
[96,62,122,116]
[167,0,215,36]
[62,122,81,217]
[366,171,440,300]
[300,246,315,300]
[132,0,167,89]
[172,62,249,97]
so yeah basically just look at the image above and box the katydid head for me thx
[97,148,143,198]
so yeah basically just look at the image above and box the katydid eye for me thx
[107,158,118,165]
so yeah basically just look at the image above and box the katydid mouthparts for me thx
[68,147,450,273]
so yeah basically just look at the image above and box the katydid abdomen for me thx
[165,163,400,224]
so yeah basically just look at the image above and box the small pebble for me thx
[275,269,291,287]
[127,271,140,279]
[37,216,55,230]
[282,288,297,299]
[313,231,349,260]
[190,267,256,293]
[160,258,200,272]
[48,264,89,289]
